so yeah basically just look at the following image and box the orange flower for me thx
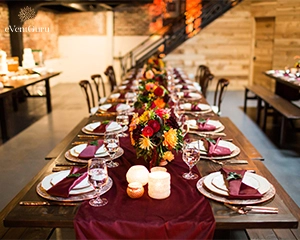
[153,98,166,109]
[162,151,174,162]
[129,113,139,132]
[163,128,178,149]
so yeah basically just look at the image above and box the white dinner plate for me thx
[84,121,122,132]
[99,103,130,112]
[109,93,121,99]
[180,103,211,112]
[70,143,109,157]
[186,119,224,133]
[50,170,90,190]
[189,139,240,160]
[41,171,94,195]
[203,171,271,196]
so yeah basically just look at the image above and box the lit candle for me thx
[150,167,167,172]
[148,171,171,199]
[126,165,149,186]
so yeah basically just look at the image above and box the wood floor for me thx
[0,83,299,239]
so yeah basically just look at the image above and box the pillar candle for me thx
[148,171,171,199]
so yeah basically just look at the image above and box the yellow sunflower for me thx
[163,128,178,149]
[139,110,150,123]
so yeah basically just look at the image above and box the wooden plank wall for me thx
[166,0,300,91]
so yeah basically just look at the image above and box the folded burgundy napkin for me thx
[191,103,202,111]
[78,140,104,159]
[197,119,216,131]
[202,137,231,157]
[107,104,118,112]
[221,168,263,199]
[46,166,88,198]
[92,121,110,133]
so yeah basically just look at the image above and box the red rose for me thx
[154,86,164,97]
[142,126,154,137]
[148,120,161,132]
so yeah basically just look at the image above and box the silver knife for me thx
[19,201,79,206]
[226,160,248,164]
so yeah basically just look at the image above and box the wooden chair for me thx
[79,80,98,115]
[90,74,106,104]
[104,66,117,93]
[212,78,230,115]
[195,65,214,98]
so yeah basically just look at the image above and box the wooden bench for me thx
[244,84,300,146]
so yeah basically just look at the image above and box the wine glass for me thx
[182,138,201,180]
[88,158,108,207]
[116,112,129,137]
[104,132,120,168]
[173,98,185,125]
[125,92,137,115]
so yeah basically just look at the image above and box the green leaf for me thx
[226,172,242,181]
[67,173,82,178]
[90,140,98,146]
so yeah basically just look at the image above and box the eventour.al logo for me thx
[4,6,50,33]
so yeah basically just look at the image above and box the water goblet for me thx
[88,158,108,207]
[125,92,137,114]
[104,132,120,168]
[182,138,201,180]
[116,112,129,137]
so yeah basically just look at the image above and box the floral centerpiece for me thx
[129,108,183,168]
[134,80,169,109]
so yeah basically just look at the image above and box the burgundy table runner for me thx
[74,137,216,239]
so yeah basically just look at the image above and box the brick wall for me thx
[114,4,151,35]
[58,12,106,35]
[0,3,11,56]
[23,10,59,59]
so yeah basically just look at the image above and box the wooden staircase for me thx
[118,0,243,77]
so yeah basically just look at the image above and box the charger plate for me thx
[186,119,225,133]
[191,140,240,160]
[65,147,124,163]
[36,173,113,202]
[196,176,276,205]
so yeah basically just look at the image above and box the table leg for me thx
[244,88,248,112]
[256,97,262,125]
[0,97,9,141]
[280,116,286,147]
[45,78,52,113]
[262,101,269,131]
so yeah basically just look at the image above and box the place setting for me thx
[196,168,276,206]
[179,102,212,114]
[65,133,124,165]
[185,118,225,134]
[97,103,132,115]
[81,120,127,136]
[36,158,113,204]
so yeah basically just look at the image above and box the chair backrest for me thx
[91,74,106,101]
[213,78,230,115]
[79,80,96,114]
[195,65,214,98]
[104,66,117,92]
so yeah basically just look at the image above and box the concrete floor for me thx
[0,83,299,239]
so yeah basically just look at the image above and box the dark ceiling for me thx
[6,0,154,13]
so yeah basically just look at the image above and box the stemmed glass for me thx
[116,111,129,137]
[173,98,185,126]
[125,92,137,114]
[104,132,120,168]
[88,158,108,207]
[182,138,201,180]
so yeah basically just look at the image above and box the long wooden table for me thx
[264,71,300,101]
[0,72,61,141]
[2,115,298,231]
